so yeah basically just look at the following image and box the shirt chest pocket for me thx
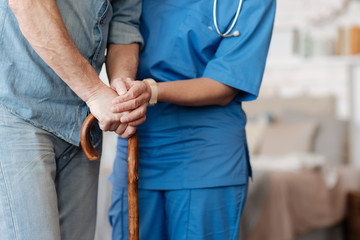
[171,12,221,78]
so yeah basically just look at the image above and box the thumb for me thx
[111,78,127,96]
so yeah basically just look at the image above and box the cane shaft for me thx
[128,133,139,240]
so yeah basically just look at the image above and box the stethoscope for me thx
[212,0,243,37]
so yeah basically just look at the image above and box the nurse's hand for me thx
[108,78,145,138]
[111,79,151,127]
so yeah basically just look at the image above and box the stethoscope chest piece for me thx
[212,0,243,38]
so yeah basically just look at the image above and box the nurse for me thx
[109,0,276,239]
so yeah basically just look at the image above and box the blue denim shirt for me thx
[0,0,143,145]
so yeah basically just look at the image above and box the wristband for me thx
[143,78,158,106]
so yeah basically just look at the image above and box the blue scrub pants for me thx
[109,184,248,240]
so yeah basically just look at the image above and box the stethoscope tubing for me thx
[213,0,243,37]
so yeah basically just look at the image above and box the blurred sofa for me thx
[240,96,360,240]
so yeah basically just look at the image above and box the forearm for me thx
[9,0,104,102]
[106,43,140,82]
[157,78,238,106]
[111,77,239,124]
[106,43,141,136]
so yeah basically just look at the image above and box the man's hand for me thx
[111,79,151,127]
[85,84,131,137]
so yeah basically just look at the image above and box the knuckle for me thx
[138,117,146,125]
[129,91,135,99]
[103,117,111,124]
[100,123,109,131]
[133,99,139,108]
[99,123,105,130]
[139,107,146,116]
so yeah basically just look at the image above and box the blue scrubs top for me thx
[111,0,276,190]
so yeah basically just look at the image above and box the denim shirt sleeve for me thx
[109,0,144,47]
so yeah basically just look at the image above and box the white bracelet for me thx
[143,78,158,106]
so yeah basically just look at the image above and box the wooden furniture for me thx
[346,192,360,240]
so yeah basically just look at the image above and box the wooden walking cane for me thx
[80,113,139,240]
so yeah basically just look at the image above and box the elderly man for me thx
[0,0,143,239]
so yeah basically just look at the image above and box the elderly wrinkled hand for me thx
[85,84,134,137]
[111,78,151,128]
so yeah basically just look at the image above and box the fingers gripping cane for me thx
[80,113,140,240]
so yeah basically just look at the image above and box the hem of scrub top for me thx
[134,175,250,190]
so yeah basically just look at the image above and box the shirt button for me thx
[100,20,104,24]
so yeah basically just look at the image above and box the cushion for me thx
[246,114,273,155]
[258,121,319,156]
[283,112,348,165]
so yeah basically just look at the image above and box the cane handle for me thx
[80,113,99,160]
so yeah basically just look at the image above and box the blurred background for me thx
[95,0,360,239]
[240,0,360,239]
